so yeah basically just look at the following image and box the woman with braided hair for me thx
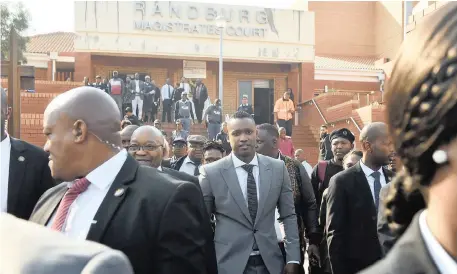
[360,3,457,274]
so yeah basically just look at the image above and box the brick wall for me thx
[314,80,379,92]
[1,79,81,93]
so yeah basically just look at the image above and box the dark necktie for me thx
[242,164,258,222]
[371,171,382,210]
[242,164,259,251]
[192,162,200,176]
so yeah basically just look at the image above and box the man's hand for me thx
[283,263,299,274]
[308,244,321,268]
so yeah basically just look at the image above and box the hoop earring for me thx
[432,150,448,164]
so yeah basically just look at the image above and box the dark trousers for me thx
[194,98,204,123]
[277,119,293,136]
[162,99,172,123]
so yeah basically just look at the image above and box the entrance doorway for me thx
[237,80,274,125]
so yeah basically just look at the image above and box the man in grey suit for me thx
[0,213,133,274]
[129,72,145,120]
[199,111,301,274]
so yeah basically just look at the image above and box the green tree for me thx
[0,2,30,62]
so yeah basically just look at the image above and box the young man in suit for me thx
[172,135,208,176]
[0,89,54,220]
[194,79,208,123]
[0,213,133,274]
[29,87,210,274]
[326,122,394,274]
[199,111,301,274]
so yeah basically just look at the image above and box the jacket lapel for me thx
[354,162,377,216]
[7,138,27,214]
[86,155,138,242]
[31,184,68,225]
[255,155,272,225]
[221,156,252,225]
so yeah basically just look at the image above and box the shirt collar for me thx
[157,166,162,171]
[359,160,383,177]
[419,210,457,273]
[1,134,10,146]
[183,156,196,165]
[231,153,258,168]
[83,149,128,191]
[277,152,282,160]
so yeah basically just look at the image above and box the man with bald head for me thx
[128,125,218,274]
[30,87,210,274]
[0,89,54,220]
[325,122,394,274]
[120,125,139,149]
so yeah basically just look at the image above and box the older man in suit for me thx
[29,87,209,274]
[0,89,54,220]
[326,122,394,274]
[0,213,133,274]
[128,73,145,120]
[199,111,301,274]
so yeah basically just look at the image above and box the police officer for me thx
[237,94,254,115]
[174,92,195,132]
[203,98,223,140]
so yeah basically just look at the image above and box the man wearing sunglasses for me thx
[171,135,208,176]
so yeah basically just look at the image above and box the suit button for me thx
[253,229,258,233]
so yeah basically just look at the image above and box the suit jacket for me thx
[195,84,208,102]
[128,80,145,100]
[161,167,218,274]
[199,154,300,274]
[279,154,320,244]
[377,184,397,256]
[319,134,333,161]
[7,138,54,220]
[0,213,133,274]
[30,156,210,274]
[326,162,392,274]
[359,212,440,274]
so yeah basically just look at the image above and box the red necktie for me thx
[51,177,91,232]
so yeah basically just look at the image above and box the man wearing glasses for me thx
[171,135,207,176]
[127,126,217,274]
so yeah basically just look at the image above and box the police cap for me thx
[329,128,355,143]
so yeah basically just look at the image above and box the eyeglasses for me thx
[128,144,162,152]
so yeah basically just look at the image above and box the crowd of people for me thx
[1,5,457,274]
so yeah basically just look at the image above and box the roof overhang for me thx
[23,52,75,69]
[315,68,384,83]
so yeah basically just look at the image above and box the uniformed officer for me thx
[237,94,254,115]
[203,98,223,140]
[174,92,195,132]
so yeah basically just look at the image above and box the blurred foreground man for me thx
[0,213,133,274]
[0,89,54,219]
[30,87,209,274]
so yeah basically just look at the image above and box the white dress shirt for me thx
[419,210,457,274]
[231,153,260,203]
[179,156,198,176]
[0,135,11,213]
[359,160,387,203]
[179,82,191,94]
[161,84,174,100]
[135,80,140,93]
[301,161,313,178]
[47,150,128,240]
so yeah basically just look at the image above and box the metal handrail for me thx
[311,98,328,124]
[327,116,362,132]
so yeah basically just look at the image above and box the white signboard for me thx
[183,60,206,79]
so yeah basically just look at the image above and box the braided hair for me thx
[384,2,457,236]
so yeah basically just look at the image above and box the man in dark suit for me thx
[326,122,394,274]
[172,135,208,176]
[29,87,210,274]
[128,125,217,274]
[0,89,54,220]
[194,79,208,123]
[256,123,321,273]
